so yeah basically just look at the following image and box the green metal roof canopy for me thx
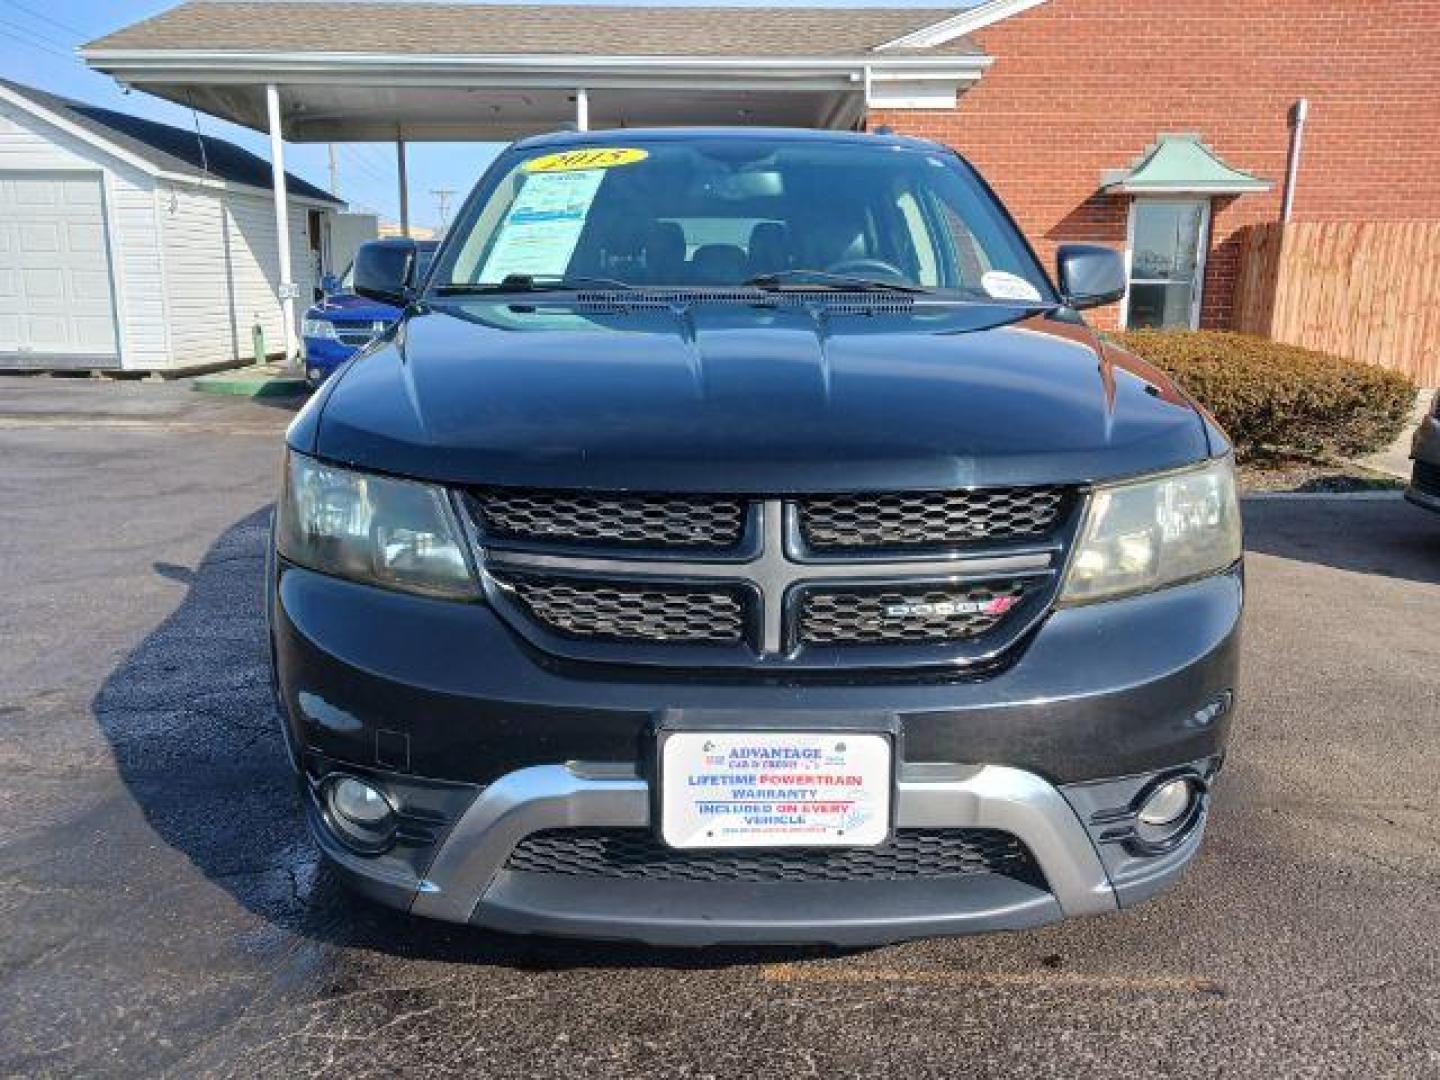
[1101,133,1271,195]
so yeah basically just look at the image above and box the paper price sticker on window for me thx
[981,270,1043,302]
[524,148,650,173]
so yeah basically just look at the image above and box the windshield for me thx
[431,138,1053,299]
[339,244,436,294]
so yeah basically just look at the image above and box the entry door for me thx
[0,172,119,365]
[1122,199,1210,330]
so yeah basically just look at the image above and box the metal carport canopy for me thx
[80,3,993,140]
[79,2,997,358]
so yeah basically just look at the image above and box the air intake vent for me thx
[492,572,747,645]
[506,827,1043,885]
[471,489,746,550]
[799,488,1068,551]
[572,289,915,314]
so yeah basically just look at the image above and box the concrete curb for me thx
[1242,490,1405,501]
[191,367,308,398]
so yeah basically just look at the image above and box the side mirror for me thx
[320,273,341,296]
[1056,244,1127,311]
[352,239,419,307]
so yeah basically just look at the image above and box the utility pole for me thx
[431,188,456,232]
[327,143,339,196]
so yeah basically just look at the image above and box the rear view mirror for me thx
[1056,244,1127,311]
[352,239,419,307]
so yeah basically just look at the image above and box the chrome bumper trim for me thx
[410,762,1118,924]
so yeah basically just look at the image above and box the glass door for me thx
[1123,199,1210,330]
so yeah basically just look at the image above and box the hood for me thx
[301,298,1211,492]
[305,291,401,322]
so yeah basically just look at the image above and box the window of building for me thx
[1122,199,1210,330]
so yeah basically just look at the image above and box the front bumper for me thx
[300,337,359,383]
[273,564,1241,945]
[1406,410,1440,513]
[306,758,1216,947]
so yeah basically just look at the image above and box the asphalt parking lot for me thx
[1,379,1438,1078]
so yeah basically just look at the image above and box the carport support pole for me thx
[397,138,410,238]
[576,87,589,132]
[264,83,297,364]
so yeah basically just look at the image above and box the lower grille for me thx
[799,580,1028,645]
[1413,459,1440,497]
[492,572,746,644]
[505,828,1044,886]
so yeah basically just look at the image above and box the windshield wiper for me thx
[743,269,931,295]
[433,273,637,295]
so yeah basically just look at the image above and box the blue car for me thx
[301,241,438,385]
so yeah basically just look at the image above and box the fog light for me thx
[323,776,396,854]
[1138,777,1195,827]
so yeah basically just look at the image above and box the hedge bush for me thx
[1111,330,1414,461]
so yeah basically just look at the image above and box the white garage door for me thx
[0,172,118,367]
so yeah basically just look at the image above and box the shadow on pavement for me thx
[1242,497,1440,586]
[92,509,836,972]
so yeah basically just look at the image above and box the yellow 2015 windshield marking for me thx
[523,148,650,173]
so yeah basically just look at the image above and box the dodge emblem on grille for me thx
[885,596,1017,619]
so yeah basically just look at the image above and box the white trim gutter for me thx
[875,0,1048,51]
[82,48,993,80]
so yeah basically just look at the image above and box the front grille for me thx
[799,580,1028,645]
[799,488,1067,551]
[1413,459,1440,497]
[493,572,746,644]
[471,489,746,549]
[332,320,384,347]
[505,827,1043,885]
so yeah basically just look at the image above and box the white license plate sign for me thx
[660,732,891,849]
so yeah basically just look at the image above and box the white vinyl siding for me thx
[157,184,239,366]
[213,192,324,363]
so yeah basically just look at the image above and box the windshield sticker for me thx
[981,270,1043,302]
[524,148,649,173]
[478,168,606,281]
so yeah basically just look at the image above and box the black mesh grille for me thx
[799,580,1028,645]
[1413,460,1440,497]
[471,489,746,549]
[332,320,384,347]
[799,488,1068,550]
[493,573,746,644]
[505,828,1043,885]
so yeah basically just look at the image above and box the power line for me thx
[0,16,75,59]
[431,188,456,230]
[0,0,97,40]
[339,146,392,189]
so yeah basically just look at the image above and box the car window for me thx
[436,139,1051,299]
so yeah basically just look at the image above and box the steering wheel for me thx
[825,258,909,282]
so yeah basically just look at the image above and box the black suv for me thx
[269,129,1243,946]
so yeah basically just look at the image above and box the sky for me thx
[0,0,965,232]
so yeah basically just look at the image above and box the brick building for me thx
[871,0,1440,331]
[80,0,1440,347]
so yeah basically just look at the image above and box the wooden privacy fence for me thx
[1232,221,1440,386]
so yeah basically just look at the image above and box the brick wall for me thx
[871,0,1440,330]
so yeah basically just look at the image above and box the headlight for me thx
[302,318,337,340]
[1061,456,1241,604]
[276,452,479,599]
